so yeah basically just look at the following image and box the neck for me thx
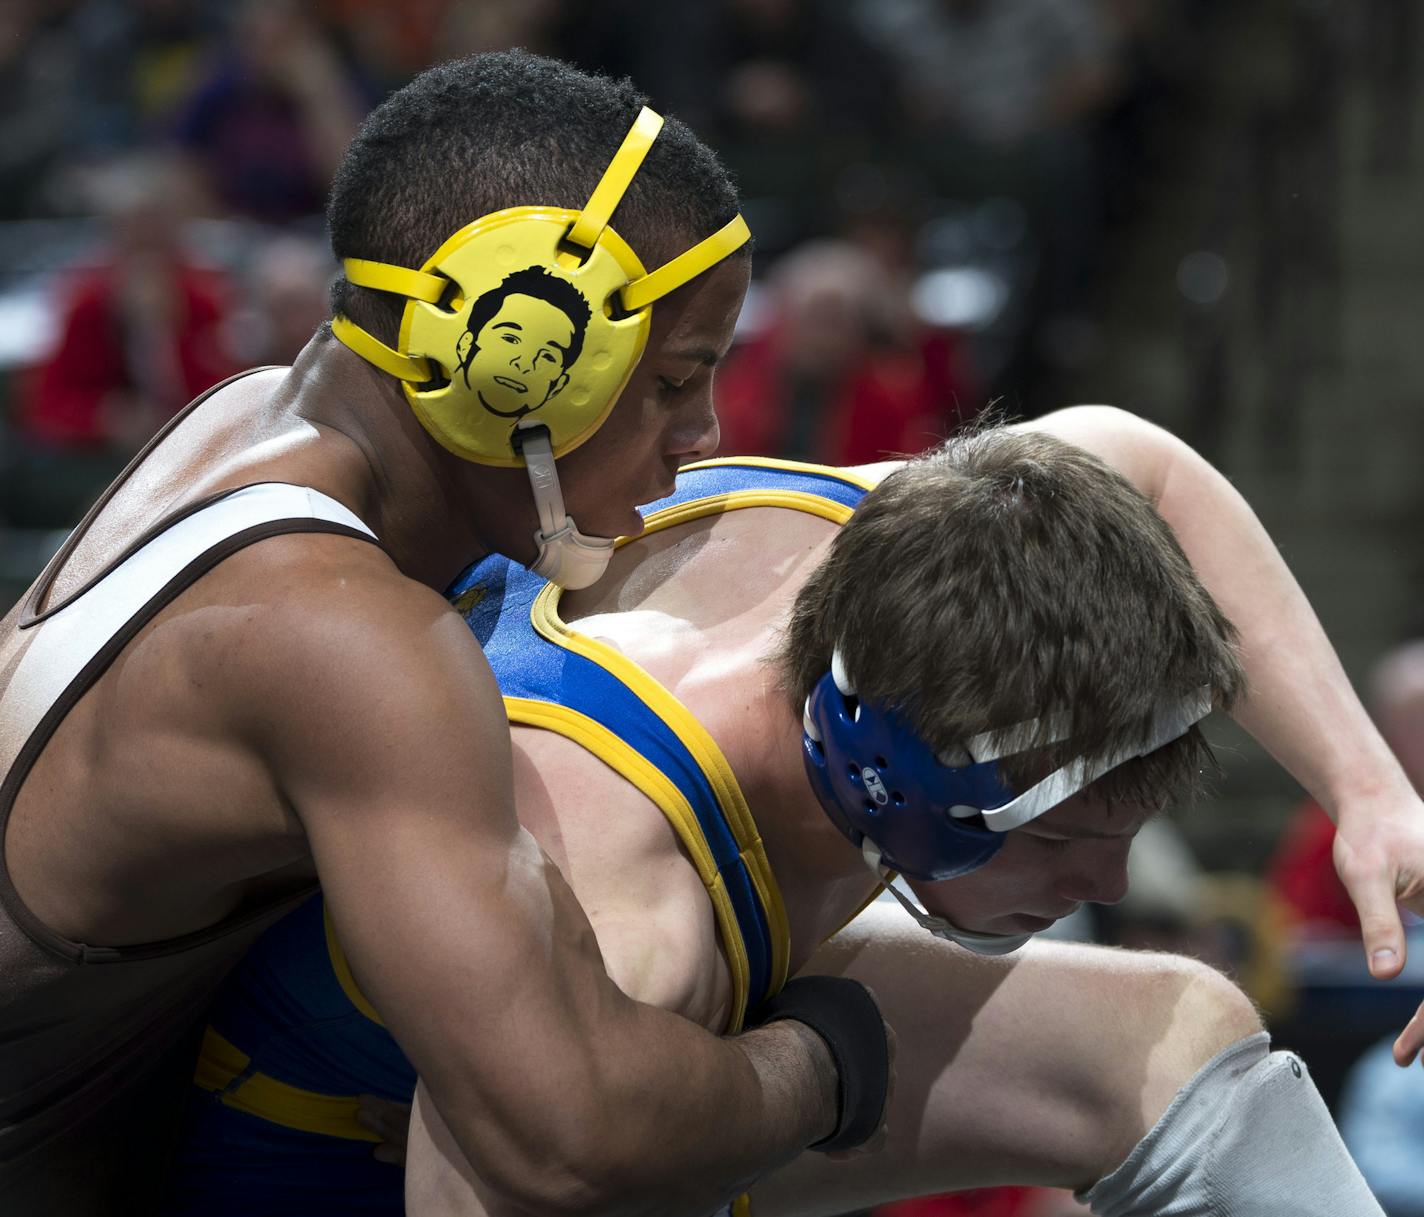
[729,671,883,969]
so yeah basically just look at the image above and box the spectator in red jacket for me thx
[19,155,238,454]
[716,240,977,465]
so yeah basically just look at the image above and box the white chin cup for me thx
[518,424,617,591]
[861,840,1033,957]
[530,523,615,590]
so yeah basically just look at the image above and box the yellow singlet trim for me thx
[529,584,790,1001]
[532,476,867,1001]
[635,488,855,540]
[680,454,879,491]
[193,1026,379,1143]
[506,697,751,1033]
[325,901,386,1027]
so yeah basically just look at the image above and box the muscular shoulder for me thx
[202,535,510,821]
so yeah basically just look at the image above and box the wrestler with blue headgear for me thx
[176,406,1398,1217]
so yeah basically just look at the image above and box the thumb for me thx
[1339,864,1406,979]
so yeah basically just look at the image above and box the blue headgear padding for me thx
[802,670,1014,882]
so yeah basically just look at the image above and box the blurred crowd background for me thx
[0,1,1421,1212]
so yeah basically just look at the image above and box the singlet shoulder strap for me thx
[634,456,873,539]
[0,484,381,963]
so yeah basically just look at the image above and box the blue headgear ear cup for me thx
[801,669,1009,882]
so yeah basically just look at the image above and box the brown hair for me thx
[779,428,1246,810]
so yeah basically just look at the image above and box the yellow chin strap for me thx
[331,106,751,469]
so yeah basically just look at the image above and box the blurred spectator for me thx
[716,241,975,464]
[859,0,1118,151]
[438,0,570,61]
[0,0,86,219]
[318,0,453,95]
[68,0,218,155]
[225,235,335,366]
[171,0,365,223]
[1338,1033,1424,1217]
[876,1188,1088,1216]
[16,156,238,462]
[857,0,1123,377]
[576,0,897,253]
[1268,641,1424,940]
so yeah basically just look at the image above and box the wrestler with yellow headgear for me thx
[330,106,750,589]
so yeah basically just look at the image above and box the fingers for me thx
[1335,848,1406,979]
[1393,1004,1424,1068]
[357,1093,413,1165]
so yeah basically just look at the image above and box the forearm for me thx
[343,833,839,1216]
[1028,406,1411,816]
[1150,428,1407,813]
[419,1001,836,1217]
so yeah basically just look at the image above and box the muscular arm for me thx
[240,551,838,1216]
[1016,406,1424,1057]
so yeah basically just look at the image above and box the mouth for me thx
[1008,914,1062,931]
[494,376,528,393]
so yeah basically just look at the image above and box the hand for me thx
[1331,792,1424,1064]
[357,1093,412,1165]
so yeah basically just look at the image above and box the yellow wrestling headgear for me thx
[330,106,750,470]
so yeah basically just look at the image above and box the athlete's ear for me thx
[546,371,570,401]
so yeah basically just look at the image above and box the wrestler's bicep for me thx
[244,578,628,1187]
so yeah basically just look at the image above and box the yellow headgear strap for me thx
[561,107,663,261]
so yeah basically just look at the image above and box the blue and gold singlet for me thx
[168,458,872,1215]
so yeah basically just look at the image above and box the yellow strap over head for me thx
[621,213,752,311]
[343,257,446,304]
[330,314,430,383]
[562,106,664,259]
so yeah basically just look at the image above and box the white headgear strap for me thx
[960,684,1215,832]
[861,840,1031,956]
[516,424,616,591]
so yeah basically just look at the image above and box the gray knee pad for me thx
[1078,1032,1384,1216]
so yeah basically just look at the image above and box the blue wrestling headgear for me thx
[803,648,1214,955]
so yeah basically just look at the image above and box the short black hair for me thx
[461,266,592,372]
[328,50,742,344]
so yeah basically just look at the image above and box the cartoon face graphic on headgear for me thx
[452,266,592,420]
[328,106,750,590]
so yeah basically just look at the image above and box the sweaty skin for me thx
[1,254,881,1216]
[409,405,1424,1212]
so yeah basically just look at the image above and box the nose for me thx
[667,392,720,464]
